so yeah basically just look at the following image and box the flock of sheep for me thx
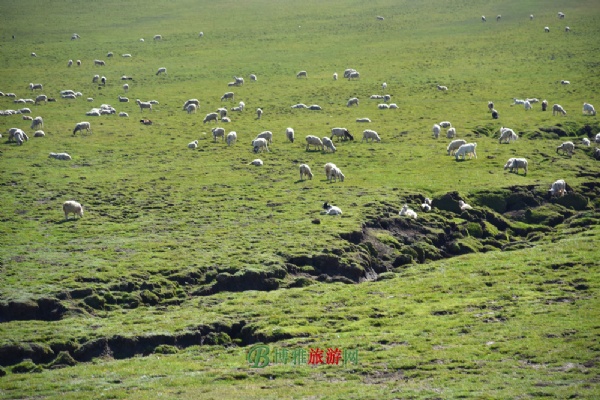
[2,10,598,222]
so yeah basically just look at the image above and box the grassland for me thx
[1,0,599,398]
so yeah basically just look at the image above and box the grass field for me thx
[1,0,599,398]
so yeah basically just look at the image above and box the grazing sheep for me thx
[30,116,43,129]
[136,99,153,112]
[63,200,83,220]
[556,141,575,156]
[322,202,342,215]
[286,127,295,143]
[186,103,197,114]
[545,26,550,32]
[212,127,226,142]
[583,103,596,116]
[291,103,308,109]
[499,127,518,143]
[432,124,441,139]
[140,119,153,125]
[299,164,313,180]
[446,127,456,138]
[447,139,467,156]
[226,131,237,146]
[188,140,198,149]
[582,138,591,147]
[437,85,448,91]
[156,67,167,75]
[250,74,257,81]
[308,105,322,110]
[553,104,567,116]
[549,179,566,197]
[504,158,528,175]
[439,121,452,128]
[203,112,219,123]
[455,143,477,160]
[347,97,359,107]
[73,121,91,135]
[94,59,106,66]
[252,138,269,153]
[250,159,263,166]
[331,128,353,142]
[34,130,45,137]
[322,137,336,153]
[221,92,234,101]
[256,131,273,143]
[256,107,263,119]
[49,152,71,160]
[356,117,371,123]
[399,204,417,219]
[458,200,472,211]
[362,129,381,143]
[306,136,324,151]
[296,70,308,78]
[542,100,548,111]
[333,72,338,80]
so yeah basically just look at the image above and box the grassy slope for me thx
[0,0,599,398]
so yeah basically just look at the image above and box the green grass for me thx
[1,0,600,398]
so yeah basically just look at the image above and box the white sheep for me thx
[296,70,308,78]
[504,158,528,175]
[136,99,153,112]
[322,137,336,153]
[455,143,477,160]
[447,139,467,156]
[226,131,237,146]
[203,112,219,123]
[439,121,452,128]
[362,130,381,143]
[299,164,313,180]
[356,118,371,123]
[432,124,441,139]
[188,140,198,149]
[458,200,473,211]
[446,127,456,138]
[330,127,353,141]
[552,104,567,116]
[286,127,295,143]
[186,103,198,114]
[49,152,72,160]
[221,92,234,101]
[499,127,518,143]
[556,141,575,156]
[322,202,342,215]
[347,97,359,107]
[212,127,226,142]
[549,179,566,197]
[156,67,167,75]
[583,103,596,116]
[252,138,269,153]
[63,200,84,220]
[399,204,417,219]
[30,116,43,130]
[306,135,323,151]
[256,131,273,143]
